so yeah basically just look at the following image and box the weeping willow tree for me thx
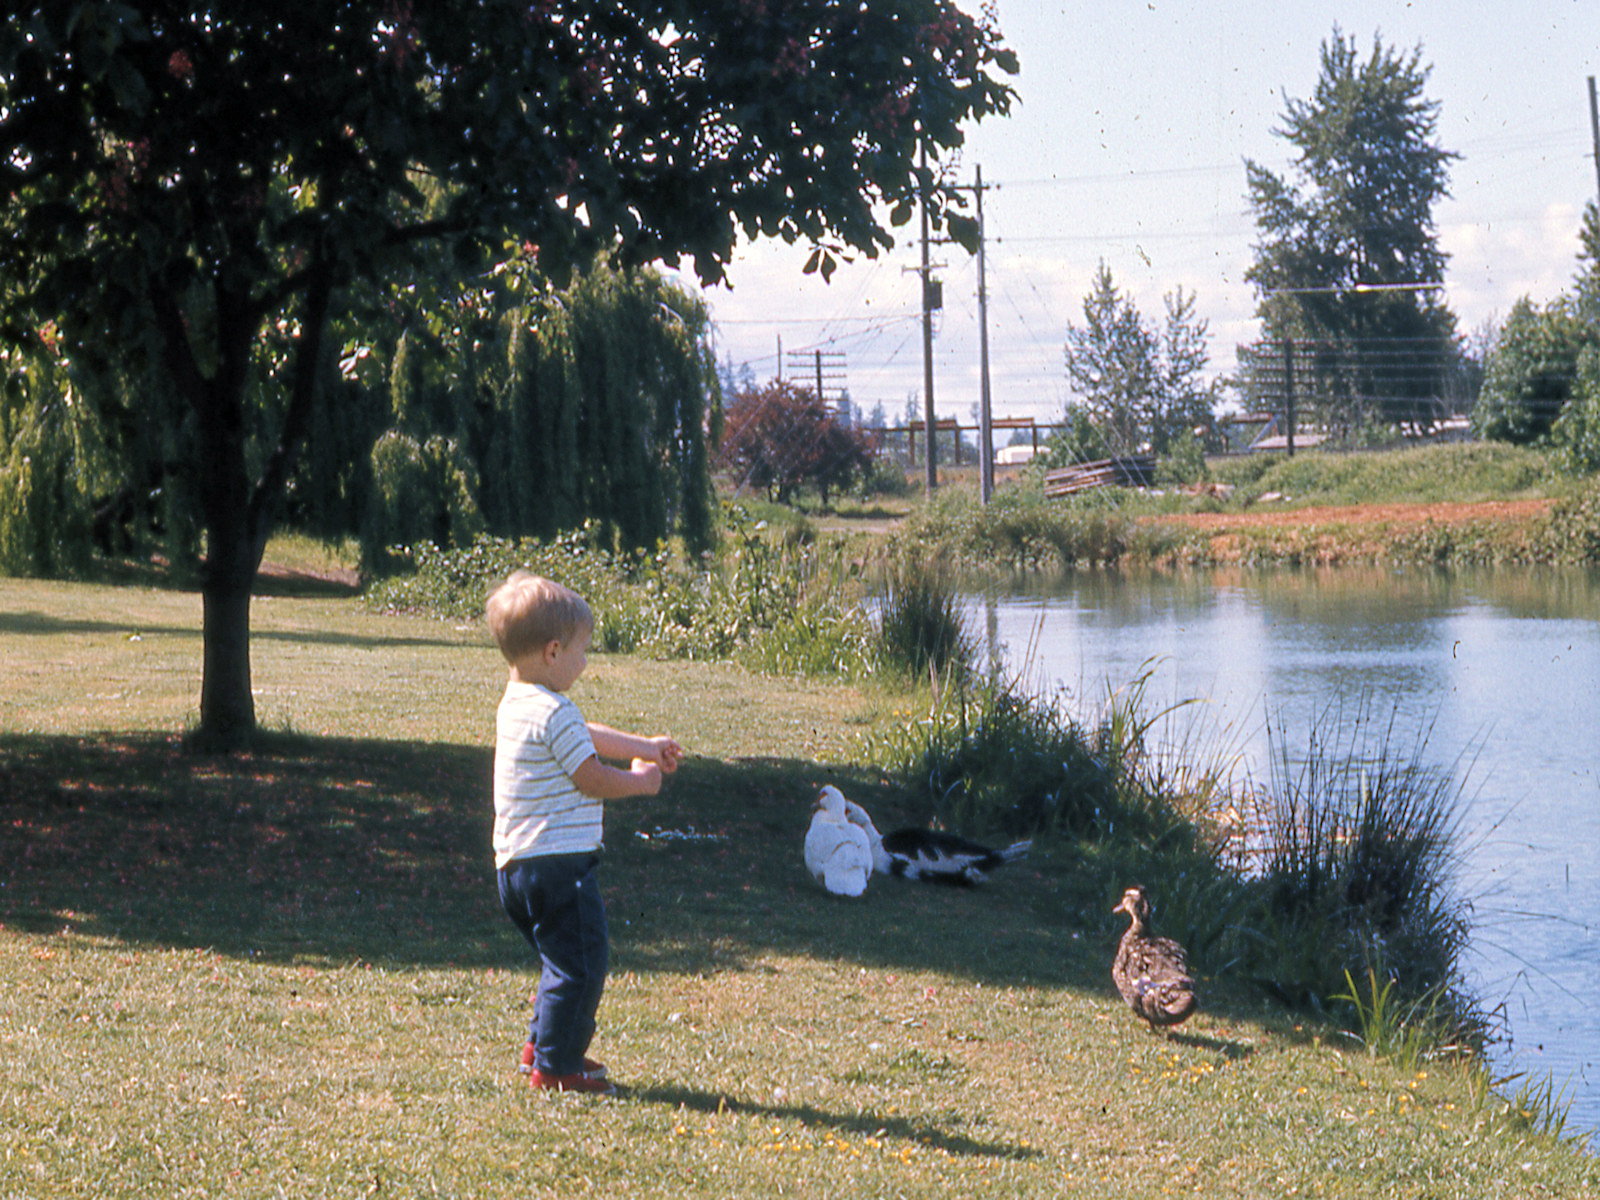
[364,260,719,566]
[0,343,103,575]
[0,338,199,576]
[496,265,718,553]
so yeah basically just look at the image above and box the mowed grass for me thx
[2,578,1596,1198]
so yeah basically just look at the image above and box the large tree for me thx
[0,2,1014,747]
[1245,28,1461,437]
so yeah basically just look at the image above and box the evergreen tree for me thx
[1062,263,1217,456]
[1064,264,1154,455]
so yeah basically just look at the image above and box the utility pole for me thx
[1589,76,1600,211]
[976,165,994,504]
[784,348,846,409]
[919,142,938,496]
[1283,339,1296,458]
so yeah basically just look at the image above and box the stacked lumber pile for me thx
[1042,455,1155,497]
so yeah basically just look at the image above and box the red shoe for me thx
[518,1042,606,1079]
[529,1068,617,1096]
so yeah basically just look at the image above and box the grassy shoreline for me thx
[2,578,1596,1197]
[852,445,1598,573]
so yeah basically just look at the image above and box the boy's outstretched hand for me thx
[651,737,685,775]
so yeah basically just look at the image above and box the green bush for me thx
[1540,477,1600,564]
[1551,348,1600,474]
[874,562,974,681]
[858,455,914,499]
[1473,296,1587,445]
[1155,429,1210,486]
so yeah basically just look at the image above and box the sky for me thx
[682,1,1599,428]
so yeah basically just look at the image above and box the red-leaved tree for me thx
[717,380,875,505]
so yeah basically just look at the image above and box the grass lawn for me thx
[2,578,1596,1197]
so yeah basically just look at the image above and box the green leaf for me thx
[945,213,979,254]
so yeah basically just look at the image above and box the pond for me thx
[967,565,1600,1145]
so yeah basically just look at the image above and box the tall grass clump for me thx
[1334,966,1456,1071]
[865,666,1112,840]
[873,560,975,681]
[866,660,1246,981]
[867,656,1231,852]
[1236,700,1482,1050]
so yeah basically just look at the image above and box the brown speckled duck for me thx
[1112,885,1198,1031]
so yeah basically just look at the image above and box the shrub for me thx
[364,507,883,678]
[1540,477,1600,564]
[1474,297,1587,445]
[1551,348,1600,474]
[858,455,914,499]
[874,562,974,681]
[1155,429,1210,486]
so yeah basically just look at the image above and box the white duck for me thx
[842,794,1031,886]
[804,785,875,896]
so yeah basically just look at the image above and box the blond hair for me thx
[485,571,592,664]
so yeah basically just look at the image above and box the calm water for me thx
[967,565,1599,1143]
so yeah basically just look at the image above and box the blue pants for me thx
[497,853,608,1076]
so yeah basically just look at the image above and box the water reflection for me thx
[971,565,1600,1145]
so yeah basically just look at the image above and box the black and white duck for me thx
[842,795,1031,885]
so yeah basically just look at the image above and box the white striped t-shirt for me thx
[492,681,601,868]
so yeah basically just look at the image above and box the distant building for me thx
[996,444,1038,465]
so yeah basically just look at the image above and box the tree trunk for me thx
[178,263,333,752]
[199,564,257,750]
[193,377,261,752]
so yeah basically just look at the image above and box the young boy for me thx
[486,571,683,1095]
